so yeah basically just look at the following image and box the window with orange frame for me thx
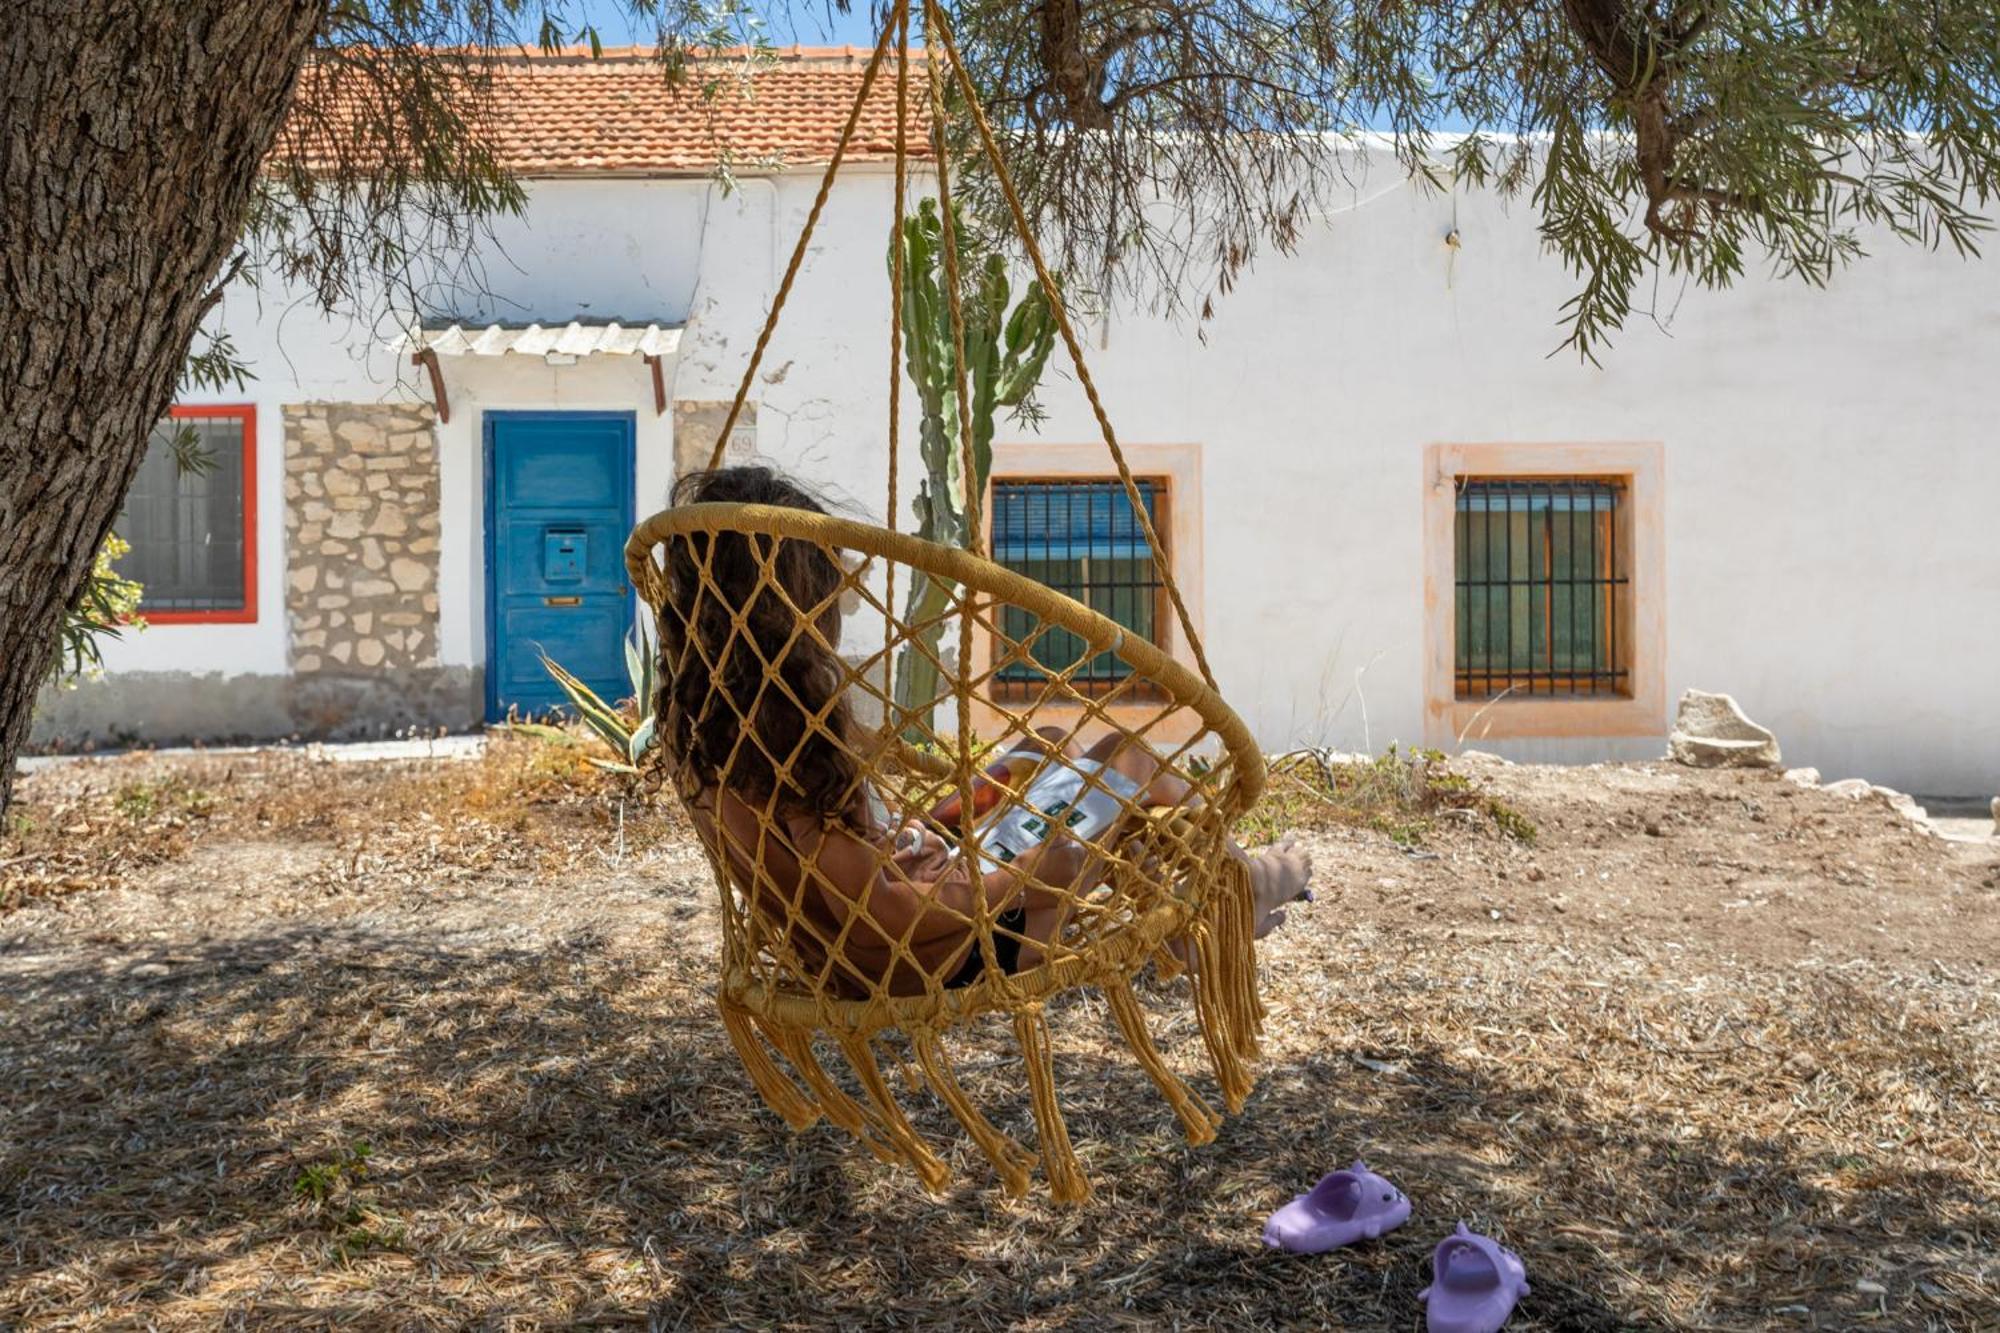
[116,405,258,623]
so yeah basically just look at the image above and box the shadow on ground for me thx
[6,920,1994,1331]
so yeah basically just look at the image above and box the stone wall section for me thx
[282,404,441,674]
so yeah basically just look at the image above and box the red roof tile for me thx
[292,45,932,177]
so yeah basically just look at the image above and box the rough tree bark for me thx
[0,1,324,815]
[1034,0,1115,129]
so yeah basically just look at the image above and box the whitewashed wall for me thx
[663,160,2000,795]
[59,157,2000,795]
[1079,169,2000,796]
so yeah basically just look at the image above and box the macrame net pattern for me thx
[623,0,1270,1201]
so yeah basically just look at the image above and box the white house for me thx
[32,46,2000,798]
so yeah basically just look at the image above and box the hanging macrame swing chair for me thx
[624,0,1269,1202]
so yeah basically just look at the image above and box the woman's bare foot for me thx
[1245,834,1313,939]
[1160,835,1314,970]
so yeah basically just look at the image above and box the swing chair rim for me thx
[625,498,1267,812]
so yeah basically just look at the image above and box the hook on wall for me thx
[1444,196,1463,288]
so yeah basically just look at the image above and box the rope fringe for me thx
[720,1002,821,1131]
[837,1033,951,1194]
[1189,855,1264,1113]
[768,1027,898,1166]
[1013,1007,1092,1203]
[911,1028,1035,1197]
[1105,978,1221,1146]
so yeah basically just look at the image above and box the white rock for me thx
[1667,689,1781,769]
[1822,778,1872,799]
[1783,767,1821,788]
[1871,785,1931,830]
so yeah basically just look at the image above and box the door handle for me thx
[545,595,582,607]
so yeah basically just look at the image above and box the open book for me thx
[942,758,1142,869]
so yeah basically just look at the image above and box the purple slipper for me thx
[1419,1223,1530,1333]
[1262,1159,1411,1254]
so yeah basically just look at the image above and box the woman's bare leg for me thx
[1010,725,1077,759]
[1078,730,1197,809]
[1014,839,1088,969]
[1082,733,1313,938]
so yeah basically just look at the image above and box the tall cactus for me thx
[891,197,1058,734]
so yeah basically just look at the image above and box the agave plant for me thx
[516,624,659,775]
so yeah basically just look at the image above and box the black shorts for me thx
[945,907,1028,989]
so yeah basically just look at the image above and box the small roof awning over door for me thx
[393,319,683,359]
[391,319,686,421]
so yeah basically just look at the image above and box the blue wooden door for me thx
[484,412,636,720]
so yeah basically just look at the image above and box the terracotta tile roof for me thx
[293,45,932,177]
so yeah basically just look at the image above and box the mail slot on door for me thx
[543,528,586,582]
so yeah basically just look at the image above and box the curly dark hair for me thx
[654,466,862,823]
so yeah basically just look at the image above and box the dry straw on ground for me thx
[3,738,1997,1329]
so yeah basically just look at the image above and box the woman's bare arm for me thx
[803,823,1080,945]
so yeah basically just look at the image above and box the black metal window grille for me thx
[991,478,1164,685]
[118,415,249,612]
[1455,476,1630,699]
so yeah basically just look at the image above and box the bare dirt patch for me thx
[1301,752,2000,971]
[3,742,1995,1330]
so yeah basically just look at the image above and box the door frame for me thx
[481,409,638,722]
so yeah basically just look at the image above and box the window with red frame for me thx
[116,406,257,622]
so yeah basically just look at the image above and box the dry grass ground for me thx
[3,738,1996,1331]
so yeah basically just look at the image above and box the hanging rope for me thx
[923,1,1217,690]
[704,20,898,472]
[922,36,981,563]
[881,7,910,672]
[920,17,995,976]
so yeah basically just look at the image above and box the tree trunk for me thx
[1035,0,1115,130]
[0,1,323,815]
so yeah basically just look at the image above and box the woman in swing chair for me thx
[654,466,1312,998]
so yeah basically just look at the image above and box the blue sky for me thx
[557,5,1477,132]
[567,1,881,48]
